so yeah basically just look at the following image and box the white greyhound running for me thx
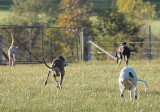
[119,67,148,100]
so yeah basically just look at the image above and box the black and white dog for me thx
[115,41,130,66]
[119,67,148,100]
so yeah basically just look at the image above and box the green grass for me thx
[0,10,9,22]
[150,20,160,36]
[0,60,160,112]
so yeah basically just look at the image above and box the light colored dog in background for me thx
[42,56,68,89]
[8,34,18,66]
[119,67,148,100]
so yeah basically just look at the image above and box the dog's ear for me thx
[129,72,134,78]
[121,41,126,46]
[59,56,65,61]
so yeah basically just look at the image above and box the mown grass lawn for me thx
[0,60,160,112]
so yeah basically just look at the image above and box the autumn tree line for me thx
[1,0,156,61]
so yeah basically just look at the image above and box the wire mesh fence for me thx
[90,41,160,60]
[0,25,81,64]
[0,25,160,65]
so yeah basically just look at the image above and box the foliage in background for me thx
[1,0,62,62]
[58,0,92,60]
[5,0,60,26]
[90,0,156,40]
[117,0,156,25]
[0,0,158,61]
[59,0,92,37]
[89,0,156,60]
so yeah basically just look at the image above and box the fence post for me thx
[77,34,80,61]
[41,28,44,57]
[149,25,152,60]
[87,37,92,61]
[29,28,32,61]
[50,37,53,62]
[0,35,3,64]
[80,28,84,61]
[80,28,91,61]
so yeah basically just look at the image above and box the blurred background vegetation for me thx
[0,0,159,62]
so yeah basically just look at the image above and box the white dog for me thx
[8,34,18,66]
[119,67,148,100]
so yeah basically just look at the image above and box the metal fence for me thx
[0,25,82,65]
[0,25,160,65]
[90,41,160,60]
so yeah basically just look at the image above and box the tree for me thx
[58,0,92,59]
[90,0,156,41]
[2,0,62,61]
[117,0,156,25]
[59,0,92,32]
[5,0,60,26]
[89,0,156,60]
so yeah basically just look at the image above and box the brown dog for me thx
[42,56,68,89]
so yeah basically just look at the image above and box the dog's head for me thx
[58,56,65,61]
[128,72,134,82]
[58,56,68,67]
[120,41,127,46]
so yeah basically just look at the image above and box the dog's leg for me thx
[59,73,64,89]
[134,83,138,100]
[53,74,60,88]
[135,87,137,100]
[13,54,16,66]
[130,89,133,101]
[116,57,119,64]
[120,85,125,99]
[118,57,122,66]
[118,60,121,66]
[8,54,12,66]
[45,71,51,86]
[118,53,122,66]
[11,55,14,66]
[9,56,12,66]
[12,58,14,66]
[126,60,128,66]
[123,55,125,61]
[124,55,128,66]
[13,54,17,66]
[115,53,119,64]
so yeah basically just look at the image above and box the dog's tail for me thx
[137,79,148,92]
[115,52,117,58]
[41,57,53,70]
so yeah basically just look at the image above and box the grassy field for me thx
[0,60,160,112]
[0,10,9,22]
[0,0,11,22]
[150,20,160,36]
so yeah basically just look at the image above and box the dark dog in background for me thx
[42,56,68,89]
[115,41,130,66]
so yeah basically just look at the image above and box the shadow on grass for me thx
[140,90,160,96]
[147,90,160,96]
